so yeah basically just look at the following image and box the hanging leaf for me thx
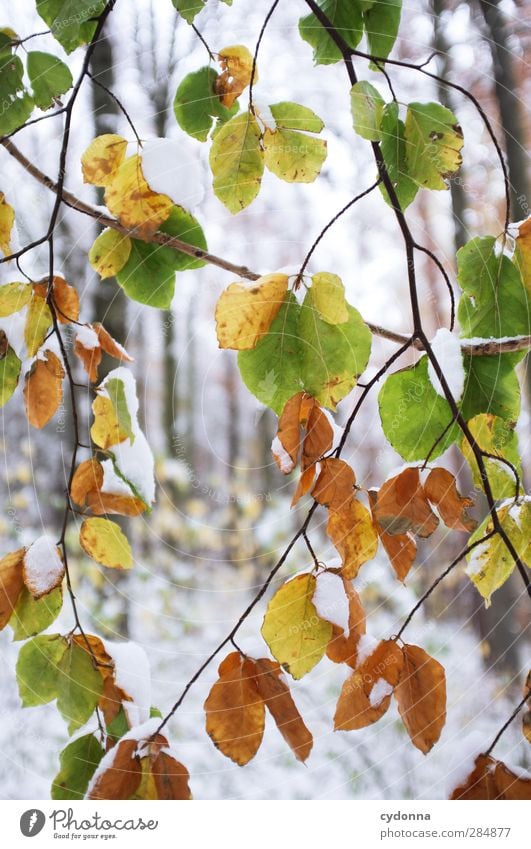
[379,102,418,209]
[215,273,289,350]
[27,51,73,110]
[24,350,65,428]
[105,155,173,239]
[173,66,237,142]
[326,578,366,667]
[79,518,133,570]
[424,468,477,532]
[209,111,264,213]
[450,754,531,800]
[310,272,349,324]
[369,491,417,582]
[36,0,106,53]
[404,102,463,190]
[334,639,404,731]
[24,293,52,356]
[88,738,141,799]
[56,640,105,733]
[269,102,324,133]
[0,547,25,629]
[311,458,356,512]
[326,497,379,579]
[89,229,132,279]
[22,535,64,599]
[364,0,402,67]
[272,391,333,477]
[70,458,104,507]
[0,192,15,255]
[204,652,265,765]
[16,633,67,706]
[0,49,33,135]
[34,276,79,324]
[465,507,523,605]
[373,467,439,538]
[394,644,446,753]
[462,414,522,500]
[350,81,385,141]
[298,1,363,65]
[0,345,21,408]
[216,45,256,108]
[81,134,128,187]
[10,585,63,641]
[51,734,105,800]
[263,127,327,184]
[252,658,313,762]
[0,281,32,316]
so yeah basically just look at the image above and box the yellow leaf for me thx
[261,573,332,679]
[310,272,348,324]
[25,294,53,357]
[104,155,173,239]
[216,44,257,108]
[0,281,32,317]
[0,193,15,256]
[209,111,264,213]
[327,498,379,580]
[90,394,128,449]
[79,518,133,570]
[0,548,25,629]
[23,350,64,428]
[81,134,128,187]
[89,228,132,279]
[263,127,327,183]
[70,458,104,507]
[215,273,289,350]
[466,506,523,605]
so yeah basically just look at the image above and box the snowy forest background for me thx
[0,0,530,799]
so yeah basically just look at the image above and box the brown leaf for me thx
[523,672,531,744]
[334,639,404,731]
[394,644,446,753]
[215,45,256,108]
[326,498,378,579]
[204,652,265,765]
[88,738,141,800]
[34,276,79,325]
[291,465,317,507]
[369,490,417,582]
[0,548,25,629]
[70,458,104,507]
[326,578,366,667]
[252,658,313,762]
[74,331,102,383]
[451,754,531,800]
[302,404,333,472]
[272,392,305,474]
[94,323,133,363]
[86,490,146,517]
[373,467,439,538]
[99,675,131,728]
[24,350,65,428]
[312,458,356,512]
[424,467,477,532]
[151,751,192,800]
[272,392,332,476]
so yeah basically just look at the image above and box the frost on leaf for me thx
[394,644,446,754]
[204,652,265,765]
[215,274,289,350]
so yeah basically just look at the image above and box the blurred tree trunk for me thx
[89,32,130,639]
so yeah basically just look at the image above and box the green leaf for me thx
[457,236,531,339]
[105,378,134,443]
[462,413,522,500]
[466,504,529,605]
[116,239,176,309]
[299,290,372,409]
[310,272,349,324]
[364,0,402,67]
[56,641,104,734]
[461,354,521,423]
[378,355,460,461]
[238,293,303,414]
[261,573,332,679]
[172,0,232,24]
[160,205,208,271]
[27,51,73,110]
[0,51,32,134]
[209,111,264,213]
[350,81,385,141]
[379,103,418,209]
[263,128,327,183]
[173,66,237,142]
[0,282,32,316]
[51,733,105,800]
[36,0,106,53]
[299,0,364,65]
[0,346,21,408]
[269,101,324,133]
[404,101,463,190]
[16,634,67,706]
[10,585,63,641]
[89,228,132,279]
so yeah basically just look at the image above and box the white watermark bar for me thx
[0,800,527,848]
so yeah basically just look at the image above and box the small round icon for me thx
[20,810,46,837]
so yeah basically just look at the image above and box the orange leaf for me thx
[252,658,313,763]
[334,639,404,731]
[394,644,446,753]
[74,329,102,383]
[272,392,305,473]
[302,404,333,472]
[424,467,477,532]
[291,465,317,507]
[70,458,104,507]
[151,750,192,800]
[451,754,531,800]
[373,467,439,538]
[204,652,265,765]
[24,350,65,428]
[312,458,356,512]
[88,738,141,799]
[326,578,366,667]
[0,548,25,629]
[94,323,133,363]
[34,276,79,325]
[272,392,332,476]
[86,491,146,517]
[326,497,378,579]
[369,490,417,582]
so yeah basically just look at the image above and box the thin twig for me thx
[483,691,531,757]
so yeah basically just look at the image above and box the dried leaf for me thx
[70,458,104,507]
[334,639,404,731]
[373,467,439,538]
[204,652,265,765]
[0,548,25,629]
[86,491,146,517]
[291,465,317,507]
[252,658,313,762]
[94,323,133,363]
[326,578,366,667]
[424,467,477,532]
[312,458,356,512]
[34,276,79,324]
[326,498,378,579]
[272,392,305,474]
[81,134,128,187]
[272,392,332,475]
[88,738,141,799]
[450,754,531,800]
[151,751,192,800]
[369,490,417,582]
[216,44,256,108]
[215,274,289,351]
[105,154,173,240]
[302,404,333,472]
[394,644,446,753]
[24,350,65,428]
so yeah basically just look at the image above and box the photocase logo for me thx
[20,810,46,837]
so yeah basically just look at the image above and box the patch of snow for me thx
[110,430,155,505]
[369,678,393,707]
[22,535,64,598]
[141,138,205,208]
[313,571,349,634]
[271,435,295,474]
[104,640,151,727]
[428,328,465,401]
[0,309,26,357]
[356,634,379,666]
[85,717,161,798]
[101,366,139,423]
[465,542,488,577]
[444,730,485,796]
[460,335,529,346]
[76,325,99,350]
[100,459,134,497]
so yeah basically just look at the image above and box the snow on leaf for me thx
[427,328,465,401]
[141,138,205,208]
[312,570,349,633]
[22,535,64,599]
[334,640,404,731]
